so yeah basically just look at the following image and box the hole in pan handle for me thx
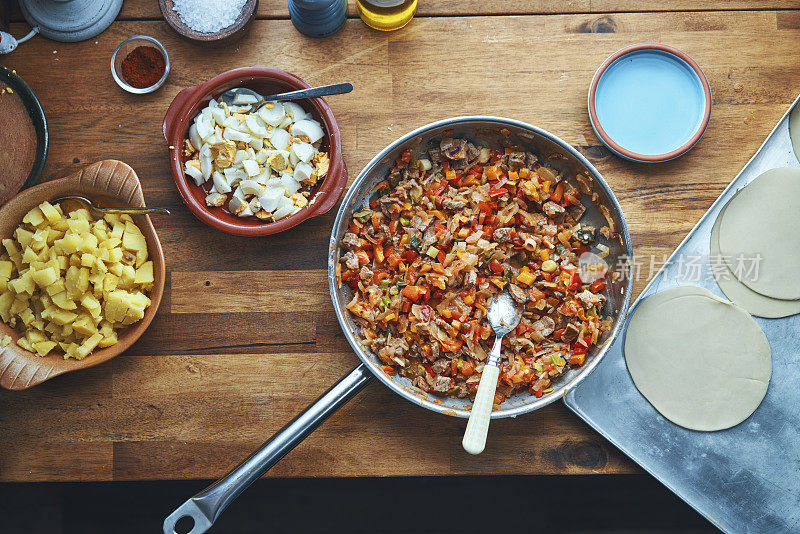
[162,363,373,534]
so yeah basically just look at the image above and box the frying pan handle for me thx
[163,363,373,534]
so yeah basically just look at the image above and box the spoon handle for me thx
[462,336,503,455]
[99,207,171,216]
[264,82,354,103]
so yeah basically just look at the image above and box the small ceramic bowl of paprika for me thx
[111,35,171,94]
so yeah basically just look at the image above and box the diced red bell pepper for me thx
[589,279,606,293]
[551,182,564,203]
[388,219,399,234]
[405,267,418,285]
[569,273,582,292]
[568,353,585,366]
[528,288,545,301]
[423,363,434,377]
[381,365,396,376]
[489,259,503,275]
[571,336,592,355]
[401,250,418,262]
[442,338,463,353]
[437,250,447,263]
[559,299,583,317]
[401,285,422,302]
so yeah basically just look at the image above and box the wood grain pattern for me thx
[6,1,799,23]
[0,9,798,482]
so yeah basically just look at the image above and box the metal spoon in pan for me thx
[462,291,523,455]
[219,82,354,112]
[53,196,171,218]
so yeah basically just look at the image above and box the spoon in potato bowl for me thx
[462,290,523,455]
[219,82,354,112]
[53,196,171,218]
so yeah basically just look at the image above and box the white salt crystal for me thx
[173,0,247,34]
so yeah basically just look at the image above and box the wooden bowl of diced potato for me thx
[0,160,165,390]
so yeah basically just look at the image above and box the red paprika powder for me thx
[120,46,166,89]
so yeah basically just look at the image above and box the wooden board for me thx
[5,0,799,22]
[0,10,798,482]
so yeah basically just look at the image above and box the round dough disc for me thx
[624,285,771,431]
[790,102,800,164]
[718,167,800,299]
[711,205,800,318]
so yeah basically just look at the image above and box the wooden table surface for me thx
[1,2,799,483]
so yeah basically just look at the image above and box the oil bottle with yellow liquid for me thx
[356,0,417,31]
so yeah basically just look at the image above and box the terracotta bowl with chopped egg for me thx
[163,67,348,236]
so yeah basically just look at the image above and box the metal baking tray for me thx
[564,95,800,534]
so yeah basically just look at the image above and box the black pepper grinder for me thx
[288,0,347,38]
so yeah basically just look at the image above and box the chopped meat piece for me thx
[377,195,396,216]
[412,375,431,392]
[401,167,420,182]
[465,142,480,162]
[428,146,443,163]
[519,211,546,228]
[542,201,566,218]
[562,322,581,342]
[508,151,526,172]
[422,226,437,249]
[378,338,409,365]
[577,289,605,307]
[492,227,512,244]
[452,384,469,398]
[509,283,528,303]
[525,152,538,168]
[388,168,402,187]
[342,232,360,250]
[432,375,454,394]
[442,198,467,210]
[531,316,556,338]
[343,251,359,270]
[359,266,373,283]
[567,202,586,221]
[440,137,467,160]
[431,358,451,375]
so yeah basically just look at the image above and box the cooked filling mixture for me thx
[185,94,329,222]
[338,138,613,403]
[0,83,37,206]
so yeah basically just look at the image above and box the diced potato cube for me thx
[103,273,119,292]
[14,227,34,248]
[23,206,46,226]
[17,337,34,352]
[44,279,66,297]
[119,265,136,289]
[67,218,91,234]
[54,234,81,254]
[49,307,77,326]
[31,266,58,288]
[33,340,57,356]
[81,253,96,268]
[0,260,12,279]
[75,333,103,359]
[134,261,154,284]
[109,261,124,277]
[52,291,77,311]
[72,314,98,336]
[39,201,62,222]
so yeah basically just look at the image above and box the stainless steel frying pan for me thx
[163,116,634,534]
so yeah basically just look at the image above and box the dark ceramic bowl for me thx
[0,65,48,204]
[162,67,348,236]
[158,0,258,47]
